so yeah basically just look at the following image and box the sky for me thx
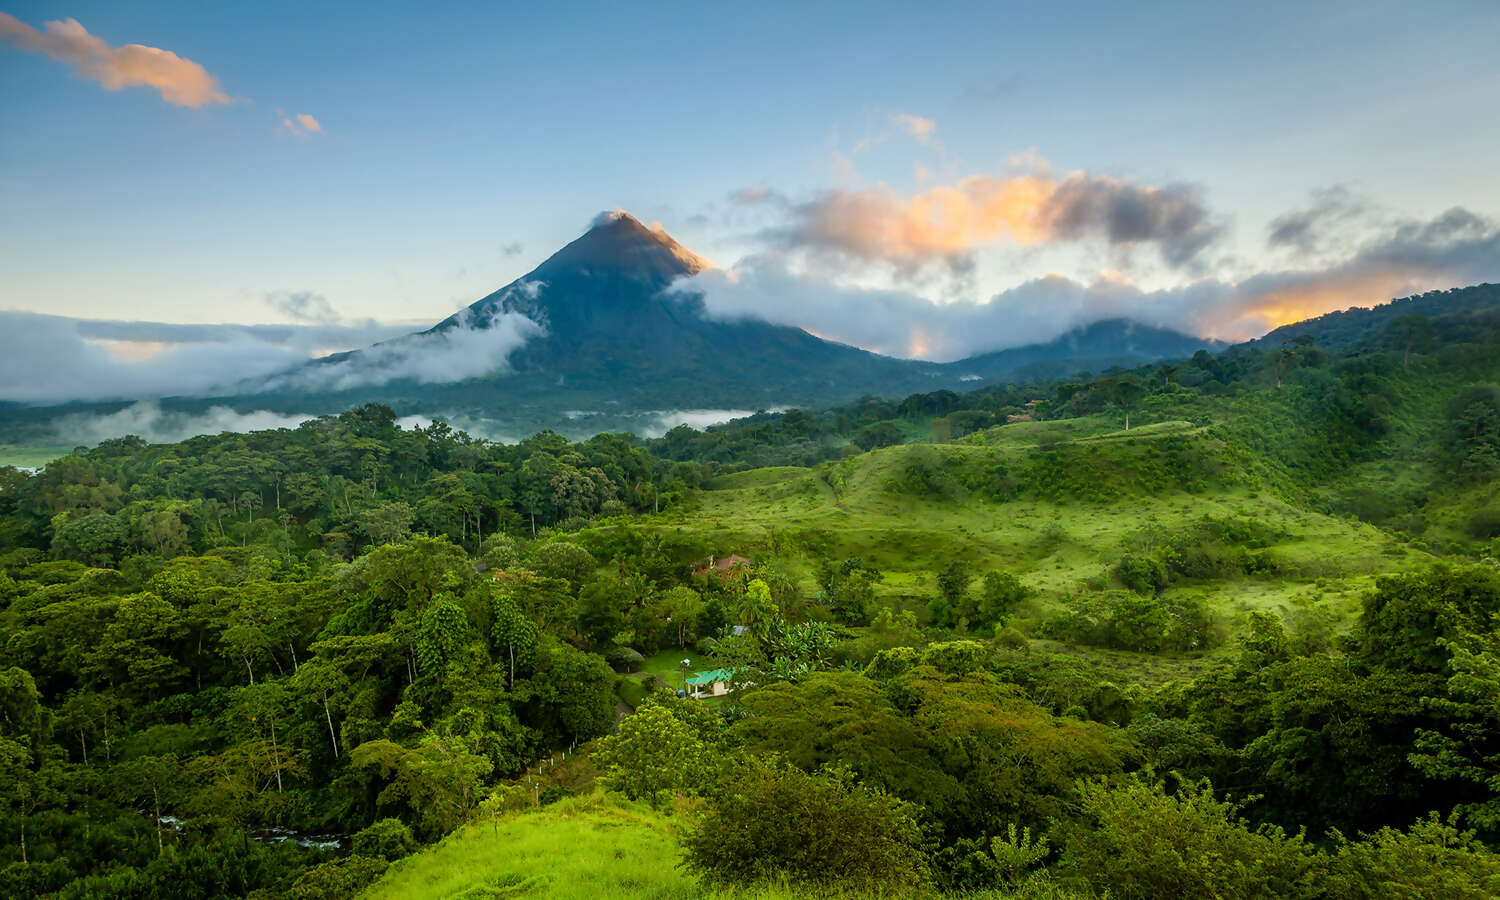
[2,0,1500,397]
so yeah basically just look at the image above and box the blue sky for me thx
[2,0,1499,376]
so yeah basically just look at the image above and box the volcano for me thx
[4,212,1220,440]
[279,212,953,423]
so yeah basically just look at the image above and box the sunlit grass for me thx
[641,425,1423,666]
[362,794,871,899]
[360,792,1077,899]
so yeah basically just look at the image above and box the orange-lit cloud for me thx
[278,110,324,137]
[0,13,229,107]
[891,113,939,148]
[774,166,1222,272]
[684,205,1500,359]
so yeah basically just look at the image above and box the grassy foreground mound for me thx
[362,794,737,900]
[360,792,1072,899]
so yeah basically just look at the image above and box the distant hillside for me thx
[1257,282,1500,349]
[953,318,1223,382]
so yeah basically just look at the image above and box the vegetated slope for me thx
[954,318,1222,382]
[1257,281,1500,349]
[644,414,1420,662]
[364,790,1061,900]
[361,794,708,900]
[363,789,1068,900]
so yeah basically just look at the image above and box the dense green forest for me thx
[3,291,1500,897]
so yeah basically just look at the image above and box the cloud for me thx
[0,300,546,403]
[730,185,781,206]
[277,109,324,137]
[0,13,228,107]
[265,290,344,326]
[678,206,1500,360]
[959,75,1021,104]
[500,242,525,257]
[891,113,939,148]
[592,209,633,227]
[1043,175,1223,268]
[1267,185,1373,255]
[41,400,438,446]
[763,164,1223,274]
[48,402,320,445]
[262,283,548,392]
[0,312,413,403]
[269,309,543,392]
[851,112,946,158]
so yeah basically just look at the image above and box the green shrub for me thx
[681,758,929,892]
[350,818,417,861]
[1115,554,1168,595]
[1467,506,1500,539]
[1324,814,1500,900]
[604,646,645,672]
[286,856,390,900]
[920,640,990,677]
[1061,776,1321,900]
[996,625,1030,653]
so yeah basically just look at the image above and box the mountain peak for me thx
[533,210,710,281]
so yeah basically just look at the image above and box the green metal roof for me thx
[686,667,738,686]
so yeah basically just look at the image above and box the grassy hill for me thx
[637,413,1422,666]
[362,794,708,900]
[360,792,1063,900]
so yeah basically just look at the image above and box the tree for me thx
[592,698,720,807]
[112,754,184,856]
[659,585,704,647]
[413,597,470,680]
[1061,776,1321,900]
[291,653,351,759]
[733,578,779,641]
[525,542,596,592]
[1409,630,1500,830]
[977,571,1028,628]
[350,733,493,839]
[1105,376,1146,430]
[854,422,905,451]
[1351,565,1500,676]
[136,509,188,555]
[0,737,39,863]
[519,638,617,745]
[577,577,629,649]
[51,513,129,567]
[1325,814,1500,899]
[92,592,188,702]
[681,757,930,892]
[1445,384,1500,482]
[357,501,415,546]
[816,558,881,626]
[477,533,520,571]
[489,589,538,686]
[1383,313,1436,370]
[731,671,958,813]
[190,739,308,844]
[932,560,974,628]
[1156,363,1180,389]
